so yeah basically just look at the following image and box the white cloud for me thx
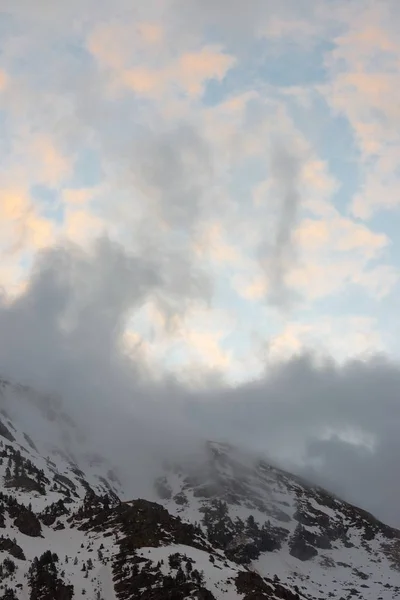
[323,3,400,218]
[0,0,399,378]
[266,316,385,363]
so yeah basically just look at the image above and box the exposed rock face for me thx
[5,472,45,495]
[11,506,42,538]
[73,492,306,600]
[0,419,15,443]
[0,536,25,560]
[235,571,302,600]
[288,524,318,562]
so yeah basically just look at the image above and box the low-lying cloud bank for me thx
[0,240,399,527]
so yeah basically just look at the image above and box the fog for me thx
[0,240,400,526]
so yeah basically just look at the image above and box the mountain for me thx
[155,442,400,598]
[1,378,400,599]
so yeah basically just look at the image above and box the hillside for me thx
[155,441,400,599]
[0,378,400,599]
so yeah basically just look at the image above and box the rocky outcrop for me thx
[0,419,15,443]
[235,572,302,600]
[11,506,42,537]
[112,551,216,600]
[0,536,25,560]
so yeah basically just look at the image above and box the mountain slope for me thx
[154,441,400,600]
[0,378,308,599]
[1,378,400,599]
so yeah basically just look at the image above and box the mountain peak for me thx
[0,380,400,599]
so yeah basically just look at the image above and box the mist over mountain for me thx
[1,240,400,530]
[0,376,400,599]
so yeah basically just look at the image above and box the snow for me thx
[307,496,337,518]
[161,440,400,600]
[254,532,400,600]
[2,377,400,600]
[0,514,119,599]
[137,544,244,600]
[98,564,118,600]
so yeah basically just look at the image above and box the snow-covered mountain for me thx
[155,441,400,599]
[1,378,400,600]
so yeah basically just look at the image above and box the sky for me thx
[2,0,400,526]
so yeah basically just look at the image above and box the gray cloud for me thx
[2,0,400,532]
[172,0,330,42]
[0,238,209,495]
[189,354,400,526]
[1,0,307,318]
[260,139,303,307]
[126,122,215,232]
[2,245,400,527]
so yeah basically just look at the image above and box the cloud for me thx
[137,22,164,45]
[4,1,394,315]
[193,222,240,264]
[62,208,105,246]
[2,0,400,530]
[286,213,397,301]
[266,316,385,363]
[175,0,330,42]
[352,265,399,299]
[62,187,102,206]
[294,214,388,257]
[233,273,268,300]
[0,236,212,390]
[0,238,212,492]
[261,139,304,307]
[88,20,235,100]
[191,352,400,526]
[30,135,71,186]
[0,70,8,91]
[0,187,56,257]
[323,3,400,218]
[3,238,400,529]
[120,46,236,99]
[124,121,216,231]
[182,329,232,370]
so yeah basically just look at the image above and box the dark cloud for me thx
[2,245,400,527]
[0,238,209,496]
[183,354,400,526]
[259,139,303,307]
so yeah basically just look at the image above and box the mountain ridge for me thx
[0,377,399,599]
